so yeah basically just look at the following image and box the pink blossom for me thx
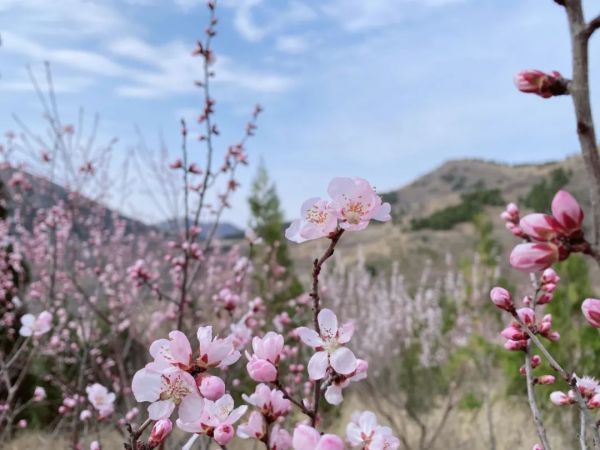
[541,268,560,285]
[245,332,284,382]
[196,326,241,369]
[285,198,338,243]
[519,214,562,241]
[237,410,265,440]
[582,298,600,328]
[328,177,391,231]
[34,386,46,401]
[347,412,400,450]
[176,393,247,436]
[132,366,198,420]
[149,330,192,371]
[297,308,357,380]
[19,311,53,337]
[270,425,293,450]
[490,287,513,311]
[551,190,584,235]
[292,424,344,450]
[242,384,291,420]
[86,383,116,419]
[509,242,558,272]
[17,419,27,429]
[325,359,368,405]
[148,419,173,448]
[514,70,566,98]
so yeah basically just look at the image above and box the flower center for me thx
[160,374,192,404]
[305,206,328,224]
[343,202,366,224]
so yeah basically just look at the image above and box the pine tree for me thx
[247,160,291,267]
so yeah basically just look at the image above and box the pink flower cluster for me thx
[550,376,600,409]
[285,177,391,243]
[503,191,587,272]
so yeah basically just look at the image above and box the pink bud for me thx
[537,375,556,385]
[504,339,528,351]
[588,393,600,409]
[198,375,225,401]
[541,268,560,285]
[514,70,566,98]
[550,391,571,406]
[500,326,526,341]
[17,419,27,429]
[214,423,234,446]
[517,308,536,327]
[510,242,559,272]
[582,298,600,328]
[247,358,277,382]
[551,190,584,235]
[90,442,101,450]
[519,214,562,241]
[533,444,544,450]
[531,355,541,368]
[148,419,172,448]
[545,331,560,342]
[490,287,513,311]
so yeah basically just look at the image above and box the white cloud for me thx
[109,37,296,98]
[0,0,132,38]
[276,35,309,54]
[320,0,465,31]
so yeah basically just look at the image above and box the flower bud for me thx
[510,243,559,272]
[550,391,571,406]
[588,393,600,409]
[214,423,234,446]
[541,268,560,285]
[247,358,277,382]
[148,419,172,448]
[90,442,101,450]
[531,355,541,368]
[582,298,600,328]
[198,375,225,401]
[536,375,556,385]
[519,214,562,241]
[551,190,584,235]
[490,287,513,311]
[514,70,567,98]
[517,308,536,327]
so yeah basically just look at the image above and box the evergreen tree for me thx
[247,160,291,267]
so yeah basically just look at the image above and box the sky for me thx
[1,0,600,227]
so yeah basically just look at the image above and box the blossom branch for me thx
[525,342,552,450]
[510,309,600,448]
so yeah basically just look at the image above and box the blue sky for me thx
[1,0,600,227]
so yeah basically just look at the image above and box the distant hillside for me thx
[0,166,156,236]
[154,218,243,240]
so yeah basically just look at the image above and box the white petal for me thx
[178,394,204,424]
[325,385,344,405]
[318,309,338,338]
[337,322,354,344]
[148,400,174,420]
[373,202,391,221]
[331,347,357,375]
[296,327,323,348]
[307,351,328,381]
[131,369,162,402]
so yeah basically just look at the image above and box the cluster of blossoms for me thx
[491,287,560,352]
[502,191,588,272]
[285,177,391,243]
[551,376,600,409]
[494,183,600,449]
[123,176,398,449]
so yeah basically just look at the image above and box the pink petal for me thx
[131,368,162,402]
[293,424,321,450]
